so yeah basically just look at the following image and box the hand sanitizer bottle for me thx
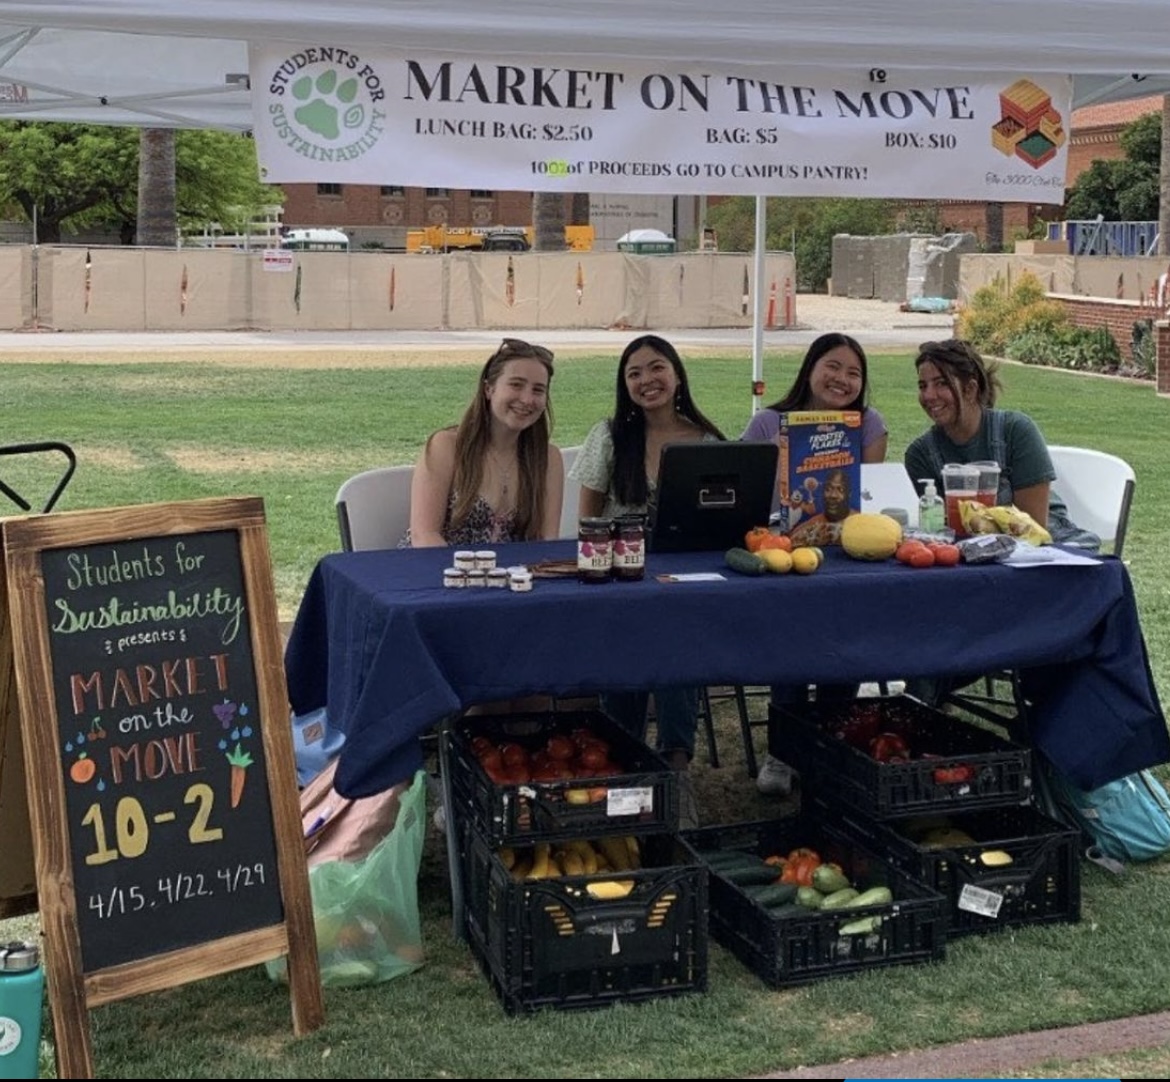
[918,479,945,533]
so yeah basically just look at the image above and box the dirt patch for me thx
[165,446,364,473]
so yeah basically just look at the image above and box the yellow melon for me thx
[840,513,903,561]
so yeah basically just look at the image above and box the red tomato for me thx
[546,734,575,760]
[932,544,961,566]
[576,744,609,770]
[896,540,929,564]
[908,547,936,568]
[499,742,528,767]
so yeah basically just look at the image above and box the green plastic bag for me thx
[268,769,427,986]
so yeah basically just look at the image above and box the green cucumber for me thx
[722,864,781,886]
[724,547,767,575]
[744,882,799,907]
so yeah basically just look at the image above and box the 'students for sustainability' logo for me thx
[265,47,388,167]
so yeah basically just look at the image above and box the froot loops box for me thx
[775,410,862,546]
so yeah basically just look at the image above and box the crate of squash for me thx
[683,816,947,988]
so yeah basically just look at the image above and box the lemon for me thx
[759,548,793,573]
[791,547,820,574]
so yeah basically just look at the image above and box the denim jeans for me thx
[600,686,699,760]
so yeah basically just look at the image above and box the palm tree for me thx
[136,128,176,247]
[1160,94,1170,256]
[532,192,565,251]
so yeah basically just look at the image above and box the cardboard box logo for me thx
[776,410,862,545]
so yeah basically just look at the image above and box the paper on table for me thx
[655,572,728,582]
[1004,545,1101,567]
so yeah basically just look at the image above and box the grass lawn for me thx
[1,346,1169,1078]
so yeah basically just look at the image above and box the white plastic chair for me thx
[948,445,1136,726]
[1047,445,1136,556]
[335,464,414,552]
[558,444,582,539]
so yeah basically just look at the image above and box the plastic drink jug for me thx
[0,942,43,1080]
[940,463,980,536]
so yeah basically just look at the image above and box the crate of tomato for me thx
[769,695,1031,819]
[447,710,678,846]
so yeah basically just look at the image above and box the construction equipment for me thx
[406,224,593,253]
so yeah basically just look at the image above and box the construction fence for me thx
[0,246,797,333]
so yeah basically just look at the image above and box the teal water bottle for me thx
[0,942,43,1080]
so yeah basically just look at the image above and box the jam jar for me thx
[577,517,613,583]
[612,514,646,581]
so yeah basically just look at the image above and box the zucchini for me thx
[846,886,893,908]
[722,864,781,886]
[796,886,824,909]
[724,547,767,575]
[838,915,883,935]
[744,882,799,907]
[819,887,861,909]
[811,864,851,895]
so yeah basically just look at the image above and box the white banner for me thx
[250,44,1071,204]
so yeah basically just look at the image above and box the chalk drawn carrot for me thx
[225,743,254,808]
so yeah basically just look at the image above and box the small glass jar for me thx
[474,549,497,570]
[577,517,613,584]
[442,567,467,589]
[509,570,533,593]
[454,550,476,571]
[465,569,487,587]
[612,514,647,582]
[486,568,508,588]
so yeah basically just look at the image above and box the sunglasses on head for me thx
[496,337,554,363]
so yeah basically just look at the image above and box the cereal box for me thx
[775,410,862,545]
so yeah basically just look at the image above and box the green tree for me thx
[0,121,281,244]
[706,196,894,291]
[1064,111,1160,222]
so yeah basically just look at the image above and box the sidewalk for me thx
[756,1010,1170,1078]
[0,294,956,355]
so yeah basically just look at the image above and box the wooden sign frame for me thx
[1,497,323,1079]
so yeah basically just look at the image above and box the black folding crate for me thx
[461,825,707,1014]
[770,696,1031,819]
[447,710,678,846]
[831,804,1081,938]
[682,816,947,989]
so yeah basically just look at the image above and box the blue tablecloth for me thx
[284,541,1169,798]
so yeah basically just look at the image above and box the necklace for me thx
[489,448,514,503]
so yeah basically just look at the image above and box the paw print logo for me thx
[292,69,364,140]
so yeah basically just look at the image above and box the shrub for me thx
[955,271,1068,357]
[1007,324,1121,372]
[1131,319,1156,378]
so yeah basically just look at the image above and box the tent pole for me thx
[751,194,766,415]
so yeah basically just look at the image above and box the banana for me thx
[597,836,633,873]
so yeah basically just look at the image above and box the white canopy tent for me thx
[0,1,1167,406]
[1,1,1169,130]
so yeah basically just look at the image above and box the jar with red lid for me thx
[612,514,646,581]
[577,517,613,583]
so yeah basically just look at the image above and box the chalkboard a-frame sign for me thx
[1,497,323,1080]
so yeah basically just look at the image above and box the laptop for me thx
[648,441,779,553]
[860,462,921,526]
